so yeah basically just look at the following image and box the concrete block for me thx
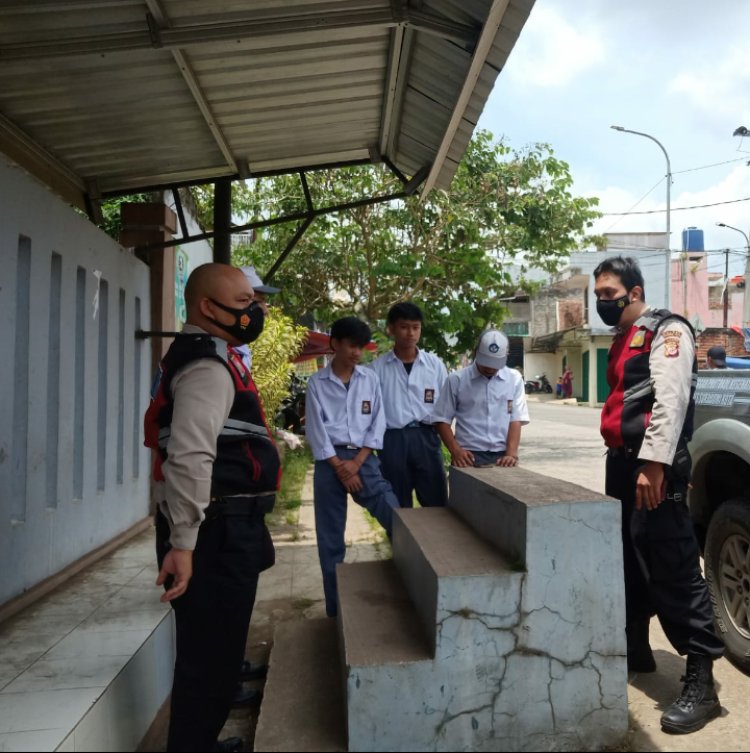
[255,619,346,752]
[393,508,523,659]
[337,560,432,669]
[341,467,628,751]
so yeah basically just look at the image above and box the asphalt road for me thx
[519,398,749,752]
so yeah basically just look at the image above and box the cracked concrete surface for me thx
[344,466,628,752]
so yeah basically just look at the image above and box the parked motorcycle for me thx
[275,374,307,434]
[524,373,553,394]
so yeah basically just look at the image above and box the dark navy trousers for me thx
[379,425,448,508]
[156,506,275,751]
[313,449,399,616]
[606,452,724,658]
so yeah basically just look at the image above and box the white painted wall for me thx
[0,156,151,605]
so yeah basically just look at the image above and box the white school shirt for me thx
[370,348,448,429]
[431,363,529,452]
[305,364,387,461]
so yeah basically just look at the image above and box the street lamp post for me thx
[716,222,750,328]
[611,126,672,310]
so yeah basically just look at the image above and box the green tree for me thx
[251,307,308,424]
[194,130,601,360]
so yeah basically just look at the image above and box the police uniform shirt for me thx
[157,324,235,551]
[432,363,529,452]
[370,348,448,429]
[305,364,387,461]
[638,313,695,466]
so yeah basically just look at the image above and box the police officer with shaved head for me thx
[145,263,279,752]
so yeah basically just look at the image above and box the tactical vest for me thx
[144,334,281,496]
[601,308,697,450]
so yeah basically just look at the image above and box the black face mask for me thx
[596,293,631,327]
[207,298,265,344]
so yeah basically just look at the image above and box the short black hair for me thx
[592,256,646,301]
[330,316,372,347]
[387,302,423,324]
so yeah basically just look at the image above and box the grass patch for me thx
[362,510,392,559]
[278,444,312,506]
[267,443,312,529]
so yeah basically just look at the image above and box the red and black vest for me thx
[601,308,697,450]
[144,334,281,496]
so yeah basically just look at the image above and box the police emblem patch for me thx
[664,337,680,358]
[630,330,646,348]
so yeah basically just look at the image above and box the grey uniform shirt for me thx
[638,313,695,466]
[154,325,234,550]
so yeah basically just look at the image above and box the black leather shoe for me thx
[212,737,243,752]
[626,619,656,673]
[239,659,268,682]
[232,685,263,707]
[661,654,721,734]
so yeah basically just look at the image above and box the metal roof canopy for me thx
[0,0,533,210]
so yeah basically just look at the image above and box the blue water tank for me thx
[682,226,704,251]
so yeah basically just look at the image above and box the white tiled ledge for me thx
[0,530,174,752]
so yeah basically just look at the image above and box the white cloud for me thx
[669,46,750,124]
[507,6,605,88]
[589,166,750,274]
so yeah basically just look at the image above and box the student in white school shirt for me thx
[432,328,529,467]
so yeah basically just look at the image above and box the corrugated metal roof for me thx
[0,0,534,208]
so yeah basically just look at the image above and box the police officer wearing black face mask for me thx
[593,256,724,736]
[144,263,279,753]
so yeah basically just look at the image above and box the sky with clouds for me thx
[478,0,750,276]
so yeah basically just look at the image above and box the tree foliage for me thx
[251,307,308,422]
[193,130,601,360]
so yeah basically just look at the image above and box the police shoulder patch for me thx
[664,337,680,358]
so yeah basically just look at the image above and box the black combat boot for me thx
[626,619,656,673]
[660,654,721,734]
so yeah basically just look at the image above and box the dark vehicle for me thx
[689,367,750,672]
[525,373,553,394]
[276,374,306,434]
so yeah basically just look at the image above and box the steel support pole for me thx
[213,178,232,264]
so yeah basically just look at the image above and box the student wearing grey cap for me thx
[432,328,529,467]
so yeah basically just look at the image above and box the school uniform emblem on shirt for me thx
[630,330,646,348]
[507,400,513,414]
[361,400,371,414]
[424,388,435,403]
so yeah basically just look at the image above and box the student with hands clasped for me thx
[304,316,399,617]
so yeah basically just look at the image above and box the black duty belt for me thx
[402,421,434,429]
[206,494,276,518]
[607,446,639,459]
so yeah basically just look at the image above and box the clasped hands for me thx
[333,458,363,493]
